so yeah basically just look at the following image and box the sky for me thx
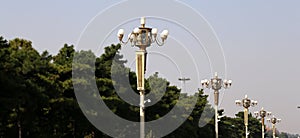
[1,0,300,135]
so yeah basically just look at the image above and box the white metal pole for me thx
[244,108,248,138]
[18,120,21,138]
[215,104,218,138]
[262,118,265,138]
[214,91,219,138]
[262,124,264,138]
[246,125,248,138]
[272,124,275,138]
[140,91,145,138]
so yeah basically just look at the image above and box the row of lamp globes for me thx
[117,17,169,48]
[235,95,281,138]
[200,76,233,90]
[200,73,232,106]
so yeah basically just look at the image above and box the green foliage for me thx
[218,111,261,138]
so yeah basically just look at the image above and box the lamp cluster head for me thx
[254,107,272,118]
[201,72,232,91]
[267,115,281,124]
[118,17,169,48]
[235,95,257,108]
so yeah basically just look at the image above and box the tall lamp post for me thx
[201,72,232,138]
[118,17,169,138]
[254,107,271,138]
[235,95,258,138]
[267,115,281,138]
[267,116,281,138]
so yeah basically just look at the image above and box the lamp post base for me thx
[140,91,145,138]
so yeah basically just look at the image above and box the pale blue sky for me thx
[1,0,300,134]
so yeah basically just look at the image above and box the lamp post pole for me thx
[201,72,232,138]
[254,107,271,138]
[235,95,258,138]
[267,116,281,138]
[118,17,169,138]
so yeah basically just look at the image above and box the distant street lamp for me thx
[235,95,258,138]
[267,116,281,138]
[254,107,271,138]
[178,77,190,93]
[118,17,169,138]
[201,72,232,138]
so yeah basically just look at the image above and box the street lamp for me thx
[201,72,232,138]
[254,107,271,138]
[267,116,281,138]
[118,17,169,138]
[178,77,190,93]
[235,95,258,138]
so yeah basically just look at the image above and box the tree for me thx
[0,38,52,137]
